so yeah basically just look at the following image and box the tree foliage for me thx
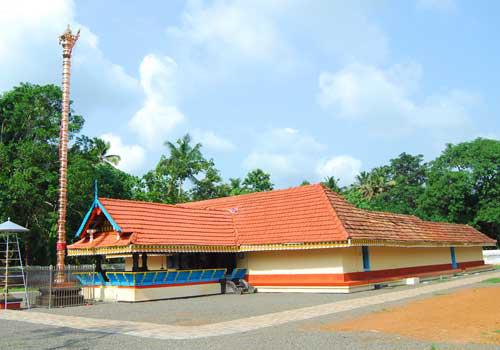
[0,84,138,264]
[335,140,499,244]
[1,83,498,265]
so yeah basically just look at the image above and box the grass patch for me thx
[481,278,500,284]
[495,330,500,334]
[430,345,439,350]
[4,287,37,292]
[433,292,449,296]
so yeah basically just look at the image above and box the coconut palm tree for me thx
[355,168,395,200]
[93,138,121,166]
[162,134,207,197]
[322,176,341,193]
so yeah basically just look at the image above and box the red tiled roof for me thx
[69,198,237,250]
[69,184,495,251]
[184,184,495,245]
[181,184,350,244]
[69,231,133,249]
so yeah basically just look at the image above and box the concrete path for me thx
[1,271,498,340]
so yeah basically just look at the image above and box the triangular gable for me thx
[75,198,122,238]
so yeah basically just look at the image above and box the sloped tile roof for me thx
[69,184,495,251]
[70,198,237,249]
[69,231,133,249]
[184,184,495,245]
[181,184,350,244]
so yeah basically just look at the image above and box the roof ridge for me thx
[317,184,351,240]
[99,197,177,208]
[100,197,231,214]
[180,183,324,207]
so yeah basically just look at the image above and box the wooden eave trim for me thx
[349,239,495,248]
[66,239,495,256]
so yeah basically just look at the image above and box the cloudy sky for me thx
[1,0,499,188]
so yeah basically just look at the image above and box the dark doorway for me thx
[168,253,236,273]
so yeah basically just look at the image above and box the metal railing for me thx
[25,265,97,308]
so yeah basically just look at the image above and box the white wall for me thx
[483,250,500,265]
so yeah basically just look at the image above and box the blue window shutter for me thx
[450,247,457,269]
[362,246,370,271]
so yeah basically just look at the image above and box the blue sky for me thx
[1,0,499,188]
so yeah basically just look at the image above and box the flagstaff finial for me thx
[94,180,98,201]
[59,25,80,57]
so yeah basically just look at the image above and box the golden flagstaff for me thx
[56,26,79,282]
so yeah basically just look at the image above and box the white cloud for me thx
[243,127,326,185]
[416,0,457,13]
[191,129,235,152]
[167,0,293,65]
[243,127,363,187]
[165,1,389,85]
[318,62,478,136]
[129,54,185,148]
[0,0,140,124]
[100,133,146,174]
[316,155,362,187]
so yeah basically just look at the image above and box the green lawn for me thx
[481,278,500,284]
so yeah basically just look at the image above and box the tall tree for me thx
[162,134,208,199]
[228,178,249,196]
[190,161,230,201]
[371,153,427,214]
[92,138,121,166]
[354,168,394,200]
[0,84,82,264]
[321,176,341,193]
[242,169,274,192]
[418,138,499,242]
[0,84,136,264]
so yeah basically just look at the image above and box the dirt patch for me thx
[323,286,500,345]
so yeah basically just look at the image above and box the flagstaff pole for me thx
[55,25,79,284]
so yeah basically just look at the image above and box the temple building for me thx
[68,184,495,301]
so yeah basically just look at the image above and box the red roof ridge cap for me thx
[317,184,351,240]
[229,213,240,245]
[99,197,177,208]
[100,197,231,215]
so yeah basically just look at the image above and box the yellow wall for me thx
[341,247,363,273]
[368,247,451,271]
[239,248,352,275]
[124,255,167,271]
[239,246,484,275]
[455,246,483,262]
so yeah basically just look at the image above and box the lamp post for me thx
[55,25,79,283]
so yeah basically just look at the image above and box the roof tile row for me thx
[69,184,495,250]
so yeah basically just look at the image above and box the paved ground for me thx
[1,270,499,349]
